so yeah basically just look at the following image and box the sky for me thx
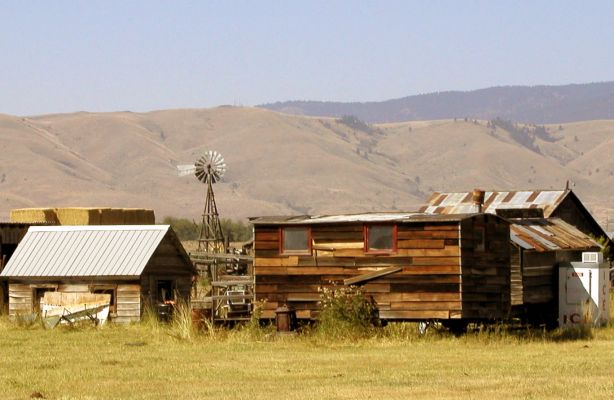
[1,0,614,116]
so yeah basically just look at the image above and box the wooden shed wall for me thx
[140,235,194,305]
[551,195,604,239]
[7,282,141,322]
[254,220,491,320]
[459,215,511,319]
[519,249,594,306]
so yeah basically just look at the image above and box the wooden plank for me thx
[312,241,363,250]
[410,256,460,266]
[397,230,459,240]
[397,247,460,257]
[389,301,462,311]
[344,267,402,286]
[255,241,279,250]
[254,257,299,267]
[396,265,460,275]
[255,231,279,241]
[424,224,458,231]
[286,267,348,275]
[378,310,450,319]
[362,283,391,293]
[397,239,445,249]
[287,293,320,301]
[399,292,461,301]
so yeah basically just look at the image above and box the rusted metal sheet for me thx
[510,218,600,252]
[420,190,568,216]
[250,212,479,226]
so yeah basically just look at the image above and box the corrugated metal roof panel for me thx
[250,212,480,225]
[509,218,600,252]
[421,190,568,216]
[0,225,170,278]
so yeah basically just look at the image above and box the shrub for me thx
[316,285,378,339]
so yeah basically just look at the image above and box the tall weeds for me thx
[170,299,195,340]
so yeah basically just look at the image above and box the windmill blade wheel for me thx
[194,150,226,184]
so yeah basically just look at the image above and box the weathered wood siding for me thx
[254,216,511,321]
[521,251,556,304]
[141,234,194,306]
[459,215,511,319]
[8,283,32,316]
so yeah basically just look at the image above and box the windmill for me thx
[177,150,227,253]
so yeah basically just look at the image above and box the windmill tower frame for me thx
[198,166,225,253]
[177,150,227,254]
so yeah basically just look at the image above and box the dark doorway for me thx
[157,280,175,303]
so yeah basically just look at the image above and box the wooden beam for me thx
[344,266,402,286]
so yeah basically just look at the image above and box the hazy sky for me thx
[2,1,613,115]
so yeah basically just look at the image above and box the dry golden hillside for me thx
[0,108,612,228]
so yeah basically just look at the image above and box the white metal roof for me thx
[1,225,171,278]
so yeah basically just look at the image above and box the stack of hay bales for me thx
[9,208,58,224]
[56,207,101,225]
[10,207,156,225]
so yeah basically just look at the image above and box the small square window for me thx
[281,227,311,254]
[365,225,396,253]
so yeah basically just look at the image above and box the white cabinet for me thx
[559,255,610,328]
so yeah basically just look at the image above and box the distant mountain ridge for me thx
[260,82,614,124]
[0,107,613,227]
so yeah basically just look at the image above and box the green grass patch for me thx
[1,315,614,399]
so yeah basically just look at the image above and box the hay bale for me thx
[55,207,101,225]
[10,208,58,223]
[122,208,155,224]
[121,208,139,225]
[141,209,155,224]
[100,208,125,225]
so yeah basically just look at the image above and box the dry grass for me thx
[1,316,614,399]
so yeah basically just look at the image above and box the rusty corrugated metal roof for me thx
[420,190,568,216]
[510,218,600,252]
[249,212,481,225]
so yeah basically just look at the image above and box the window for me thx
[281,227,311,255]
[365,225,397,253]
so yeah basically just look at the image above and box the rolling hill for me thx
[0,108,612,229]
[260,82,614,124]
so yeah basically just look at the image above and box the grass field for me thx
[1,318,614,400]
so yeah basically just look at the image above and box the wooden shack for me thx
[508,217,601,324]
[0,225,195,323]
[251,212,511,324]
